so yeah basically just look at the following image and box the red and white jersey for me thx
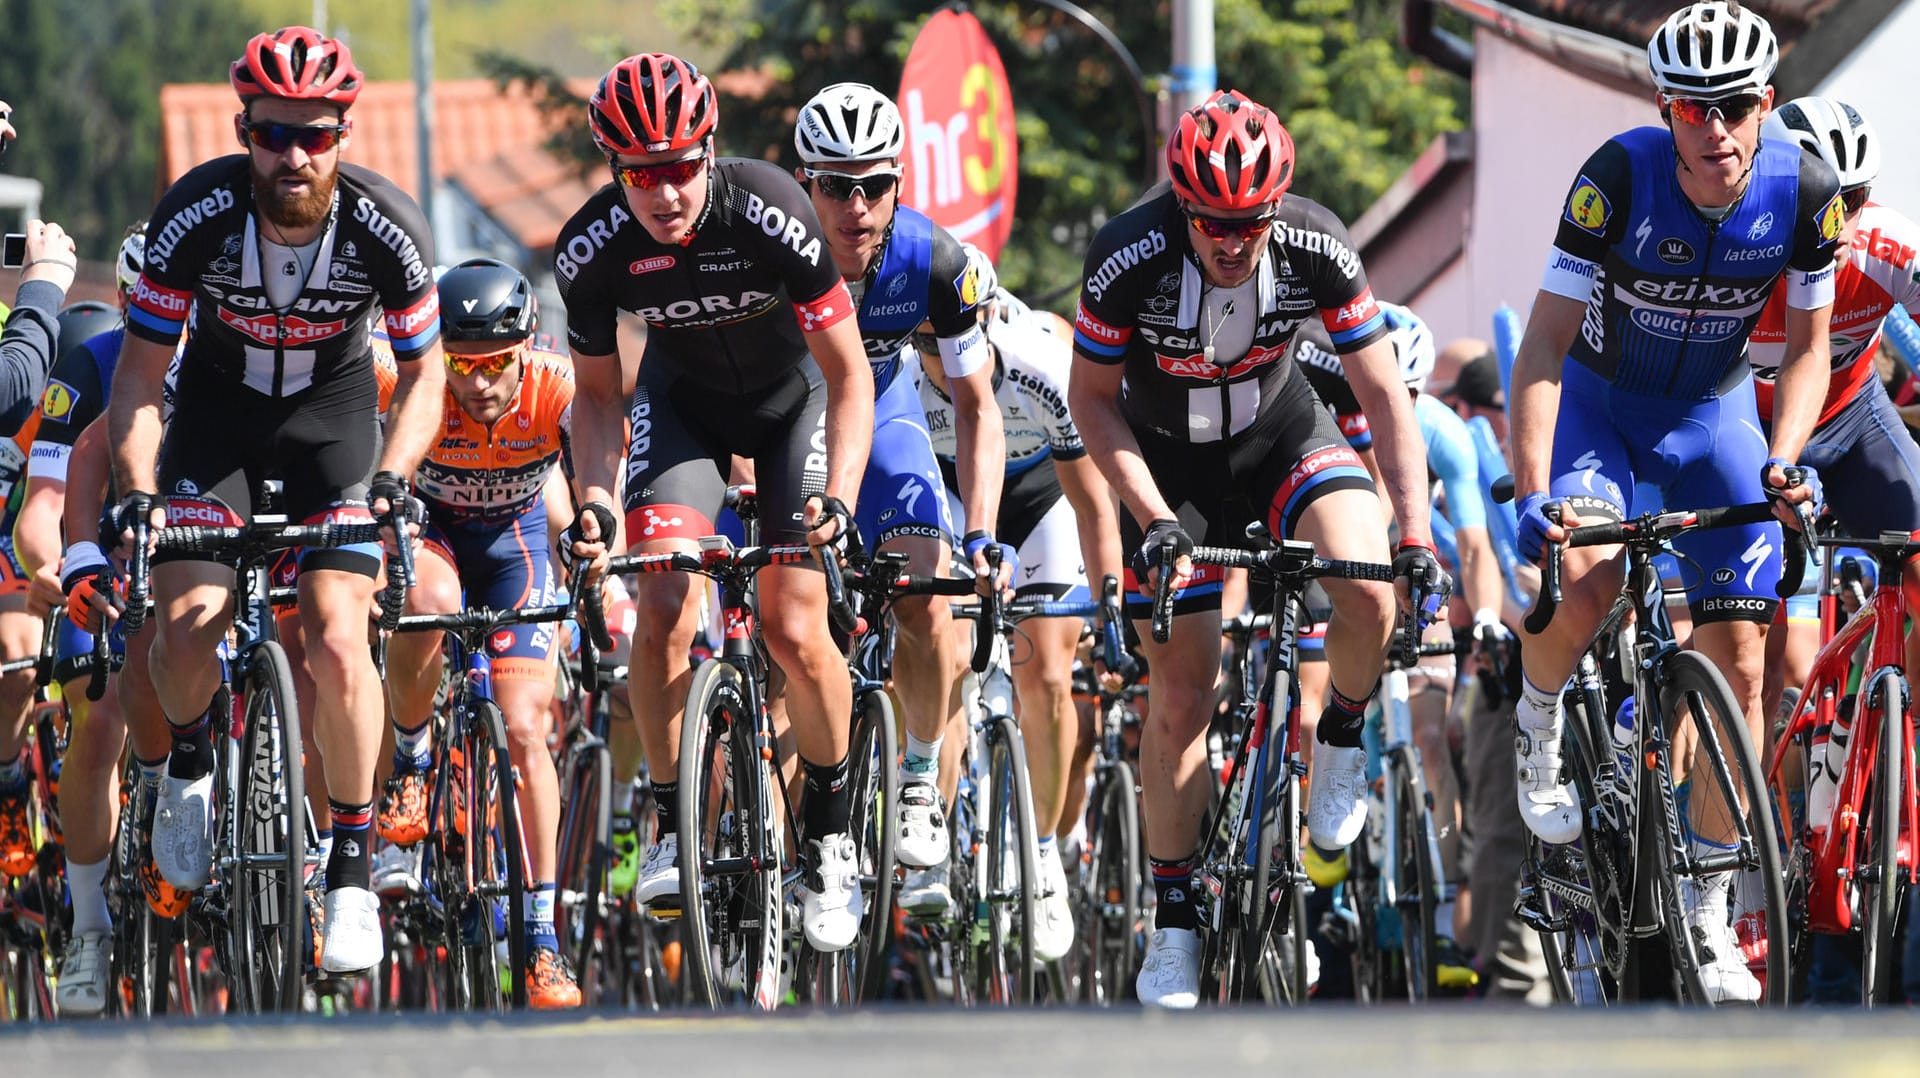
[1751,201,1920,425]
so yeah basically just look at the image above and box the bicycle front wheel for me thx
[1080,761,1142,1005]
[231,642,308,1012]
[1860,670,1908,1005]
[981,716,1039,1004]
[677,659,782,1010]
[1655,651,1786,1005]
[554,741,613,1006]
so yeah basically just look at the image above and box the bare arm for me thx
[948,363,1005,536]
[1342,336,1433,547]
[566,347,625,526]
[376,343,447,479]
[1508,290,1588,498]
[1055,452,1125,594]
[14,473,65,579]
[107,335,178,495]
[804,317,873,509]
[1454,525,1504,617]
[1066,352,1173,527]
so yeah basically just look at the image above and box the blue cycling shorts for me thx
[855,367,954,549]
[1793,377,1920,538]
[55,612,125,686]
[1551,360,1781,624]
[420,503,559,683]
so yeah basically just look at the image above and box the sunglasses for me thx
[805,169,901,202]
[1184,204,1278,242]
[1662,93,1765,128]
[444,343,525,378]
[610,151,707,190]
[242,120,350,155]
[1842,186,1871,215]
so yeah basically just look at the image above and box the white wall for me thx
[1460,31,1660,340]
[1406,251,1474,351]
[1815,0,1914,210]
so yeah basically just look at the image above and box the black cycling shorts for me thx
[157,365,382,577]
[623,352,829,545]
[1120,370,1374,617]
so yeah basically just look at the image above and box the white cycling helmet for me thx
[1763,96,1880,191]
[1647,2,1778,100]
[959,241,999,312]
[794,82,904,164]
[116,226,146,293]
[1381,302,1436,392]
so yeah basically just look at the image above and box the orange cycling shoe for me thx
[0,786,33,877]
[140,858,192,918]
[377,766,431,847]
[526,944,582,1010]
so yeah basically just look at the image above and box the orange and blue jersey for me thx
[415,349,573,526]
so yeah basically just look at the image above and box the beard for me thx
[253,162,337,230]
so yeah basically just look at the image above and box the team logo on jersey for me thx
[1657,238,1695,265]
[884,272,909,299]
[1565,177,1609,234]
[1819,193,1847,243]
[955,262,982,308]
[39,380,76,420]
[630,255,675,275]
[1747,212,1775,242]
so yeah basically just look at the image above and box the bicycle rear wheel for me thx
[1079,761,1142,1005]
[848,688,898,1002]
[1860,670,1908,1005]
[678,659,782,1009]
[229,643,308,1011]
[980,716,1038,1004]
[1654,651,1786,1004]
[554,741,613,1005]
[1388,748,1438,1001]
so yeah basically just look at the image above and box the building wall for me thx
[1816,0,1917,212]
[1454,30,1659,341]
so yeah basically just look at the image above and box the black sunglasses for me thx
[242,120,350,155]
[806,169,901,202]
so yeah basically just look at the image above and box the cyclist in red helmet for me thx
[559,52,877,954]
[107,24,444,979]
[1068,89,1438,1006]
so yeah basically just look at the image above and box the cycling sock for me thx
[902,731,942,781]
[135,752,167,789]
[327,799,374,892]
[1516,672,1563,733]
[392,719,432,772]
[166,711,215,781]
[1150,854,1198,931]
[315,828,334,887]
[0,752,23,793]
[651,780,679,840]
[68,856,112,937]
[1315,682,1375,748]
[802,753,853,845]
[525,883,559,951]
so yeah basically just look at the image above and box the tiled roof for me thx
[158,78,598,250]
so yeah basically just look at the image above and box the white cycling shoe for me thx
[1686,887,1762,1004]
[55,931,112,1017]
[899,863,953,917]
[1032,842,1075,963]
[1136,927,1201,1009]
[636,833,681,907]
[1307,744,1369,850]
[1515,723,1583,844]
[152,770,214,891]
[799,833,864,952]
[895,780,949,869]
[320,885,383,973]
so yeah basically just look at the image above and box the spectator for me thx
[0,218,78,435]
[1439,342,1507,443]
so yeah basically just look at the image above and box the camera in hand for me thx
[1,234,24,269]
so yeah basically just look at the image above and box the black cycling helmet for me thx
[436,258,537,343]
[56,300,120,349]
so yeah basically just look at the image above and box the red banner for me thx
[897,10,1019,260]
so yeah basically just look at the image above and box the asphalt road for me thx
[8,1006,1920,1078]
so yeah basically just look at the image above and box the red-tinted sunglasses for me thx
[610,151,707,190]
[242,120,350,155]
[1842,186,1871,215]
[1663,93,1765,128]
[1184,204,1278,242]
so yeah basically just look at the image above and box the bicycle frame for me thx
[1771,540,1920,934]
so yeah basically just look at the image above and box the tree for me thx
[498,1,1466,313]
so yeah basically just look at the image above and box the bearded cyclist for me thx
[556,53,875,952]
[107,26,447,975]
[1069,89,1438,1008]
[791,82,1009,918]
[1506,1,1839,1003]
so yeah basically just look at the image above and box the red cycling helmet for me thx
[230,26,362,108]
[1166,90,1294,211]
[589,53,718,157]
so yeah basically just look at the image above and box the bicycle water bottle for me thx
[1809,694,1854,835]
[1611,697,1636,821]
